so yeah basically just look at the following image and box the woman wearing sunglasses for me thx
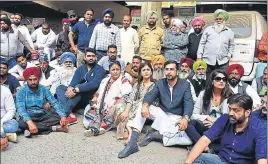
[185,69,233,152]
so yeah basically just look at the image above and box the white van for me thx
[196,11,267,82]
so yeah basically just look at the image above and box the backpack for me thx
[258,33,267,61]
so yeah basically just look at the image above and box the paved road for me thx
[1,116,188,164]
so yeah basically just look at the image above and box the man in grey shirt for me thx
[197,9,235,74]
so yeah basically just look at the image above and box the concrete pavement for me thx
[1,116,188,164]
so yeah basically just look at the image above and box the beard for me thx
[109,55,116,62]
[179,70,190,79]
[194,28,202,34]
[104,21,112,26]
[214,22,225,33]
[229,113,246,125]
[261,105,267,115]
[13,21,21,26]
[86,60,96,67]
[228,78,240,87]
[62,65,75,77]
[196,73,206,81]
[153,68,164,80]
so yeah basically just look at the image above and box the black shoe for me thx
[138,134,152,147]
[118,143,139,159]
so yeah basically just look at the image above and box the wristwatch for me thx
[72,88,77,93]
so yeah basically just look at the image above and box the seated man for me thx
[185,94,267,164]
[124,55,142,85]
[1,85,19,143]
[0,61,20,97]
[38,53,56,86]
[179,57,197,102]
[189,60,207,97]
[253,93,267,121]
[179,57,195,79]
[16,67,68,137]
[118,60,194,158]
[56,48,105,125]
[49,52,77,95]
[227,64,261,109]
[251,67,267,98]
[8,53,36,86]
[98,45,125,74]
[49,51,62,69]
[151,55,166,81]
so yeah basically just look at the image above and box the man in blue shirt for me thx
[16,67,68,138]
[185,94,267,164]
[56,48,105,125]
[253,93,267,121]
[0,60,20,97]
[69,8,96,68]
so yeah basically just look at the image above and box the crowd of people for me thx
[0,7,267,164]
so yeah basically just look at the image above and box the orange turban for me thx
[151,55,166,67]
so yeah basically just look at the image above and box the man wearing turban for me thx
[189,60,207,97]
[227,64,261,109]
[16,67,68,138]
[179,57,197,102]
[49,52,77,95]
[137,10,164,62]
[197,9,235,75]
[187,17,205,60]
[162,18,188,65]
[89,8,121,62]
[151,55,166,81]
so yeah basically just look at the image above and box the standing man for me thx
[0,18,35,69]
[56,48,105,125]
[185,94,267,164]
[187,17,205,61]
[118,60,194,158]
[69,9,96,68]
[120,15,139,64]
[16,67,68,137]
[31,22,57,61]
[138,11,164,62]
[162,13,172,31]
[89,8,121,61]
[197,9,235,74]
[12,13,34,53]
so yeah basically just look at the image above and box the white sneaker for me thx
[6,133,18,143]
[84,128,105,137]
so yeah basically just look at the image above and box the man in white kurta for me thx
[12,13,34,53]
[31,23,57,61]
[119,15,139,64]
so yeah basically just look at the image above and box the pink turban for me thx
[23,67,41,80]
[62,18,70,24]
[191,17,205,27]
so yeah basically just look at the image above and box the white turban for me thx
[171,18,183,27]
[146,10,158,22]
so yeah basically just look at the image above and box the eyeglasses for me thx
[214,77,227,82]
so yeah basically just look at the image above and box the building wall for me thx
[33,1,130,23]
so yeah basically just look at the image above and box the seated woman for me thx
[116,62,156,141]
[83,61,132,137]
[1,85,19,143]
[185,69,233,152]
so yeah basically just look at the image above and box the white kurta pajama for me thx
[120,27,139,64]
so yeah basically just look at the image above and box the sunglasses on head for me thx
[214,77,227,82]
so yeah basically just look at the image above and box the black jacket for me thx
[187,32,203,60]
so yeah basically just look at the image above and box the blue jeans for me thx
[56,85,82,115]
[194,154,227,164]
[96,50,107,62]
[0,57,17,69]
[1,119,19,138]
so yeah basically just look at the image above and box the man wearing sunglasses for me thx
[196,9,235,75]
[227,64,261,109]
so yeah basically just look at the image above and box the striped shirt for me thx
[16,84,66,122]
[89,23,121,54]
